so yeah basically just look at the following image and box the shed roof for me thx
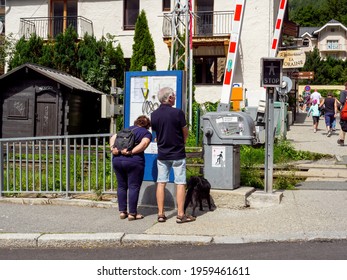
[0,63,104,95]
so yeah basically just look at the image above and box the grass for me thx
[2,152,115,197]
[239,139,331,190]
[186,139,331,190]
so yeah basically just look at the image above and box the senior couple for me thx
[110,87,195,224]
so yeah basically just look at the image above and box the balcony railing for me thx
[162,11,233,38]
[319,43,347,52]
[19,16,93,40]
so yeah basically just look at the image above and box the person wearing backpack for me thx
[110,115,152,221]
[319,92,338,137]
[337,82,347,146]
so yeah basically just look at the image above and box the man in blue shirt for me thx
[151,87,195,223]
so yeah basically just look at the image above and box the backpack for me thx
[114,127,138,151]
[340,102,347,121]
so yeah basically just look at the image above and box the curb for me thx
[0,197,117,208]
[0,233,212,248]
[1,232,347,248]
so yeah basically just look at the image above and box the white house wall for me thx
[318,28,345,47]
[6,0,48,40]
[78,0,170,66]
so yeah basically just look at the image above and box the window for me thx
[196,0,214,35]
[124,0,139,30]
[327,40,339,50]
[163,0,170,11]
[0,15,4,35]
[8,100,29,120]
[50,0,77,37]
[0,0,5,35]
[194,56,225,84]
[303,38,309,46]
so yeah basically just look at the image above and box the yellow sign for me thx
[277,50,306,68]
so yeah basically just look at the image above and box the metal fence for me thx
[19,16,94,40]
[162,11,233,37]
[0,134,116,198]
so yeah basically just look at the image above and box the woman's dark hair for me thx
[134,115,151,129]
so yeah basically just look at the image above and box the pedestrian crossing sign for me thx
[261,57,283,87]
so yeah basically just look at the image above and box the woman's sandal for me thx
[176,215,196,224]
[128,213,144,221]
[157,214,167,223]
[119,212,128,219]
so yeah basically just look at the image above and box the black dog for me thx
[184,176,214,217]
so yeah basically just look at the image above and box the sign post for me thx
[298,71,314,80]
[261,58,283,193]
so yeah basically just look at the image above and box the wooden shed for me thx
[0,63,109,138]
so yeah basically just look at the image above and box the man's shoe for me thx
[327,130,332,137]
[337,139,344,146]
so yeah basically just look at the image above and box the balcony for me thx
[19,16,93,40]
[319,43,347,52]
[162,11,233,38]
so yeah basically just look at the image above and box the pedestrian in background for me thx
[319,92,338,137]
[337,82,347,145]
[298,94,304,112]
[151,87,195,224]
[331,98,341,131]
[303,91,311,112]
[307,99,320,133]
[310,89,322,104]
[110,115,152,221]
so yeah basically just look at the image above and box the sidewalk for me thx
[0,111,347,248]
[287,111,347,161]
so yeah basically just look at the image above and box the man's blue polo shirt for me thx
[151,104,186,160]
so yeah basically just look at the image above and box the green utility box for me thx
[274,101,288,137]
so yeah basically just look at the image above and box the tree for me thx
[323,0,347,25]
[130,10,156,71]
[76,33,102,79]
[7,28,125,93]
[8,34,44,70]
[80,34,126,92]
[289,0,347,26]
[289,4,322,26]
[39,39,55,68]
[53,26,78,76]
[108,41,126,88]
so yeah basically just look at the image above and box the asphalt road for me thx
[1,240,347,260]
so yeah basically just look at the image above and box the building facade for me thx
[296,19,347,61]
[4,0,284,108]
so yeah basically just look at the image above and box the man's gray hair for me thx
[158,87,175,104]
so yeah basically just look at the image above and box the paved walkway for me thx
[287,111,347,160]
[0,111,347,248]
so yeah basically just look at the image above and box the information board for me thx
[124,70,184,182]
